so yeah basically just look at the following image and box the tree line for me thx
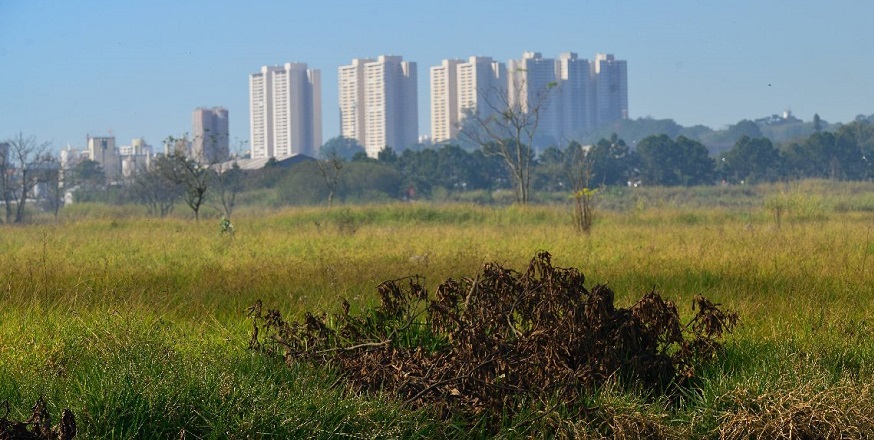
[259,118,874,207]
[3,117,873,222]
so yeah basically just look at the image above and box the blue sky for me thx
[1,0,872,152]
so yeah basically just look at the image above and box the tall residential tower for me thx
[508,52,560,148]
[429,59,462,143]
[504,51,627,146]
[249,63,322,159]
[339,55,418,157]
[556,52,592,142]
[192,107,229,163]
[430,56,506,144]
[592,53,628,127]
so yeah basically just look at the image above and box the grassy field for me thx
[1,181,873,438]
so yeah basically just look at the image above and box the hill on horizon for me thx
[577,112,874,155]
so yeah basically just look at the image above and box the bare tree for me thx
[213,160,242,218]
[316,151,344,207]
[128,156,183,217]
[459,74,555,204]
[168,152,210,221]
[0,133,53,223]
[163,136,211,222]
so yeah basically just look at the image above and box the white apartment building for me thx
[86,135,120,181]
[508,52,561,148]
[430,59,461,143]
[338,58,373,146]
[192,107,229,163]
[120,138,153,179]
[249,63,322,159]
[340,55,418,157]
[430,56,507,144]
[592,53,628,127]
[457,56,507,123]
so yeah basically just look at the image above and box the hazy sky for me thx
[2,0,872,152]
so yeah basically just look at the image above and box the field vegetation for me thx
[1,180,873,438]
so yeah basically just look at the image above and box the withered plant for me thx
[0,398,76,440]
[249,251,737,423]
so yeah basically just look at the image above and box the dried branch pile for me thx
[0,399,75,440]
[249,251,737,419]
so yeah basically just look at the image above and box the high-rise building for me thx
[457,56,507,123]
[503,52,627,146]
[86,135,120,182]
[340,55,418,157]
[338,58,374,147]
[592,53,628,127]
[508,52,560,148]
[430,59,461,143]
[192,107,229,163]
[556,52,592,141]
[249,63,322,159]
[430,56,507,144]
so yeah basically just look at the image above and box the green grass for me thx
[2,180,874,437]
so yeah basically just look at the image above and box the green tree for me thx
[721,136,782,184]
[637,135,714,186]
[835,121,874,180]
[340,161,403,202]
[531,145,566,192]
[726,119,763,140]
[320,136,365,160]
[588,134,635,186]
[276,161,327,205]
[377,146,399,164]
[783,131,867,180]
[395,148,437,198]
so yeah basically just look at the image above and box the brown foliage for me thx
[248,251,737,421]
[0,398,75,440]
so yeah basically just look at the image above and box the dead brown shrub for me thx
[248,251,737,423]
[0,398,75,440]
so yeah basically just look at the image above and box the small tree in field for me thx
[213,160,242,219]
[163,135,212,222]
[316,151,344,208]
[129,156,183,217]
[566,143,596,234]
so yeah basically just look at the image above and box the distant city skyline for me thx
[2,1,872,152]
